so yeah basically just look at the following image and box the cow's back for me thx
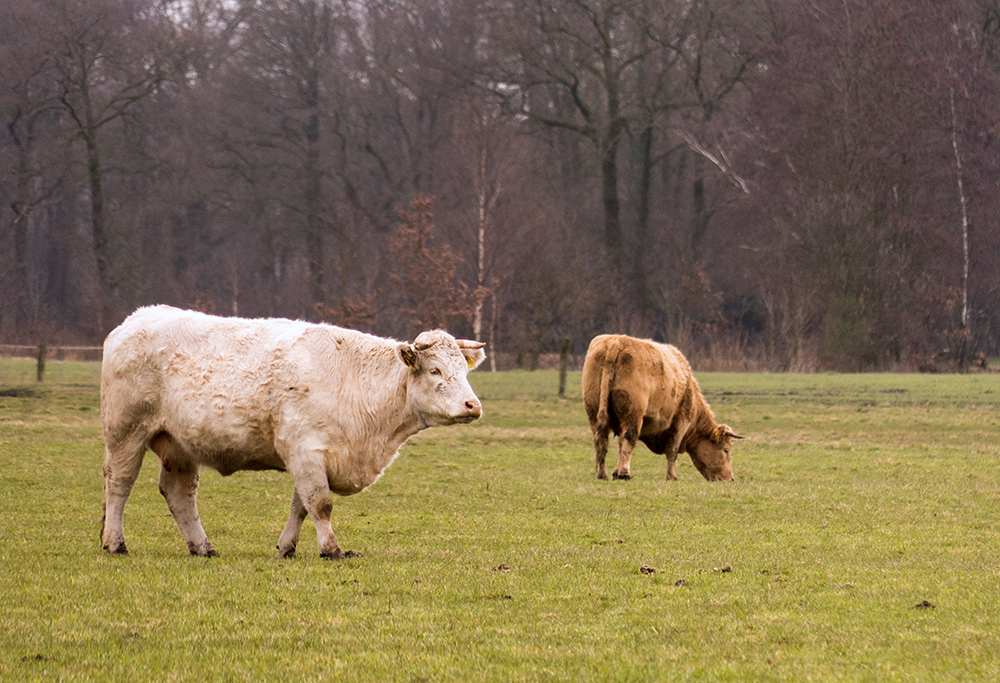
[102,306,304,449]
[583,335,690,430]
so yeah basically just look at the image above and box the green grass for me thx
[2,362,999,681]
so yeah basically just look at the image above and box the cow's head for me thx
[686,424,742,481]
[399,330,486,426]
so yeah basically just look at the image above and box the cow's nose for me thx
[465,399,482,418]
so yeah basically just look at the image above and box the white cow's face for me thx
[399,331,485,426]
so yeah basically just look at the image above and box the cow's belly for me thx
[159,396,284,475]
[167,428,284,475]
[197,441,284,476]
[641,414,672,435]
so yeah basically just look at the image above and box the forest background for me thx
[3,0,1000,372]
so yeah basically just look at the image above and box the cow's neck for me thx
[358,367,426,466]
[682,393,717,452]
[389,416,425,451]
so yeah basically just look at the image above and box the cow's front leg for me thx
[664,426,686,481]
[665,452,679,480]
[276,489,308,559]
[288,457,343,559]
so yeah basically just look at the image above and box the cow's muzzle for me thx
[458,398,482,422]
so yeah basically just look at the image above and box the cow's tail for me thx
[595,340,620,428]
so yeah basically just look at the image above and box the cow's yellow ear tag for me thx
[467,356,476,369]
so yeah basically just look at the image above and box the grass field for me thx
[1,359,999,681]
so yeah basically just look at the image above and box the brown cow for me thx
[582,334,742,482]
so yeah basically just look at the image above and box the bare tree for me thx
[0,0,67,330]
[732,0,1000,368]
[40,0,169,329]
[481,1,682,317]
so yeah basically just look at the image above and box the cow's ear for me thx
[399,343,420,371]
[457,340,486,370]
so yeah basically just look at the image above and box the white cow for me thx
[100,305,485,559]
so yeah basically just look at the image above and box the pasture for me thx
[1,359,999,682]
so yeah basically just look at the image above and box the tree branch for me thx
[674,129,749,194]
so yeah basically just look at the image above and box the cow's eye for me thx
[429,368,442,376]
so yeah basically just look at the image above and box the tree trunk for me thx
[84,122,113,331]
[473,146,488,341]
[12,138,31,329]
[633,125,654,329]
[950,87,971,371]
[488,286,499,373]
[600,136,625,315]
[304,72,324,312]
[558,337,570,398]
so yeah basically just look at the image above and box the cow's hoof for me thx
[597,472,609,480]
[320,548,345,560]
[611,471,631,481]
[104,542,128,556]
[277,547,296,559]
[190,545,220,558]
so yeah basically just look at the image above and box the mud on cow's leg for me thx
[307,488,343,560]
[593,427,611,480]
[276,489,309,559]
[289,455,343,559]
[612,420,641,480]
[157,460,219,557]
[101,437,147,555]
[665,452,679,480]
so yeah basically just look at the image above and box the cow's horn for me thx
[413,341,436,351]
[456,339,486,349]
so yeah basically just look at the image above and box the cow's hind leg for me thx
[612,417,641,481]
[593,425,611,480]
[152,433,218,557]
[276,489,308,559]
[101,436,146,555]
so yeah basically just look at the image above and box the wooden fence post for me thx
[36,344,47,382]
[558,338,570,398]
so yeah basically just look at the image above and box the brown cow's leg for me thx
[101,437,146,555]
[665,452,679,480]
[612,418,641,480]
[153,434,218,557]
[276,489,308,559]
[593,426,611,480]
[664,426,686,480]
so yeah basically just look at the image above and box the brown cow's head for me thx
[686,424,742,481]
[399,330,486,426]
